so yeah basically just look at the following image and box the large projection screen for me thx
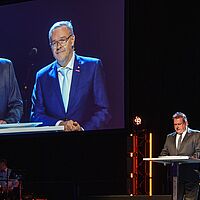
[0,0,124,133]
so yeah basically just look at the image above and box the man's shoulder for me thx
[76,54,101,64]
[167,132,176,137]
[0,58,12,65]
[188,128,200,134]
[36,61,56,76]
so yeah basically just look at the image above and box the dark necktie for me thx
[177,134,182,150]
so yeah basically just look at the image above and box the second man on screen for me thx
[30,20,111,132]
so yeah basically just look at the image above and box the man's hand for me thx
[0,120,7,124]
[59,120,82,132]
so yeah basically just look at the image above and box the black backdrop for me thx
[0,131,127,199]
[132,1,200,158]
[131,0,200,195]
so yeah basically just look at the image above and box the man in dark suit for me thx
[30,20,111,131]
[0,58,23,124]
[160,112,200,200]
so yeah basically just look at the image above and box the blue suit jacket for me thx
[31,54,111,130]
[0,58,23,123]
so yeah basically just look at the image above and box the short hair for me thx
[0,159,8,166]
[48,20,74,42]
[172,112,188,123]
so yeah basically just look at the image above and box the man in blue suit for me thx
[31,21,111,131]
[0,58,23,124]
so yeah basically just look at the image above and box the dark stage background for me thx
[0,131,128,199]
[131,0,200,195]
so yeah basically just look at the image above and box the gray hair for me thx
[48,20,74,42]
[172,112,188,123]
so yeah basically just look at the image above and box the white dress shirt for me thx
[176,128,187,149]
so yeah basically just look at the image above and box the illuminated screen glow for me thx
[0,0,124,133]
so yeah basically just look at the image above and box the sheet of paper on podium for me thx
[0,122,64,135]
[0,122,43,129]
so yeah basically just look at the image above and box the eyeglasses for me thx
[50,34,72,49]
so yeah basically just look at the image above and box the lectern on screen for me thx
[0,0,125,135]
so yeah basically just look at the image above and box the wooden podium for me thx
[143,156,200,200]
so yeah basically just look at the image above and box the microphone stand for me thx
[23,65,32,121]
[22,47,38,122]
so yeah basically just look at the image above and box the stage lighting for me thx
[133,116,142,126]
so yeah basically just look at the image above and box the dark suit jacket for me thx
[30,54,111,130]
[160,128,200,182]
[0,58,23,123]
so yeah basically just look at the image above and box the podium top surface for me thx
[143,156,200,164]
[0,122,43,129]
[0,125,64,135]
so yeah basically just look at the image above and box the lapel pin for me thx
[75,66,81,72]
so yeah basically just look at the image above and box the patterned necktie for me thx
[59,67,71,112]
[177,134,182,150]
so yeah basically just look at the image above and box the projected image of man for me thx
[31,20,111,131]
[0,58,23,124]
